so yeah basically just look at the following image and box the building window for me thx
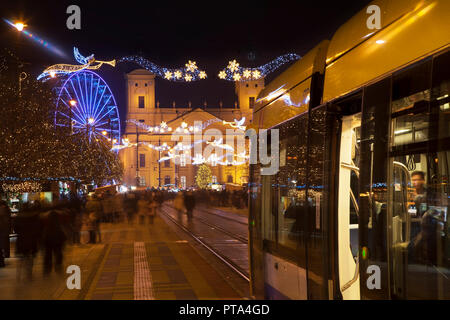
[180,153,186,167]
[164,175,171,185]
[137,176,145,186]
[181,176,186,189]
[139,154,145,168]
[246,83,249,87]
[212,175,217,183]
[227,175,233,183]
[249,97,255,108]
[135,83,138,87]
[138,96,145,108]
[255,84,258,88]
[226,153,233,165]
[139,119,145,123]
[145,83,148,87]
[164,154,171,167]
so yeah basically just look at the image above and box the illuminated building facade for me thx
[119,69,264,189]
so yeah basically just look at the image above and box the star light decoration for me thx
[217,53,300,81]
[119,56,207,82]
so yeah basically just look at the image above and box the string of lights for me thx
[218,53,300,81]
[126,117,245,136]
[119,56,207,82]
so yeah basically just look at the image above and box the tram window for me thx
[392,60,431,113]
[390,151,450,299]
[391,60,432,146]
[390,52,450,299]
[260,116,308,249]
[276,134,301,249]
[275,117,308,249]
[432,50,450,140]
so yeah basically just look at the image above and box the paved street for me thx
[0,208,246,300]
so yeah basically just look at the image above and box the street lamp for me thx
[14,22,25,32]
[69,100,77,134]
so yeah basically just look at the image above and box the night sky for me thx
[0,0,372,121]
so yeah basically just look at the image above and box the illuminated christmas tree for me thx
[195,164,212,190]
[0,48,123,188]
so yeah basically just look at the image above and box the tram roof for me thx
[323,0,450,103]
[252,41,328,129]
[252,0,450,129]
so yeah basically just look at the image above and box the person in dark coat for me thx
[0,200,11,267]
[68,195,83,245]
[124,192,137,224]
[42,209,67,274]
[15,202,42,280]
[183,191,196,221]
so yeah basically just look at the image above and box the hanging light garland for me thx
[119,56,207,82]
[217,53,300,81]
[2,181,42,193]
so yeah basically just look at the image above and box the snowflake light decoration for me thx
[217,53,300,82]
[119,56,207,82]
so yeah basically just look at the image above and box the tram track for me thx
[159,205,250,283]
[194,206,248,226]
[164,203,248,243]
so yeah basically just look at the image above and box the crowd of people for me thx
[0,187,248,279]
[0,189,167,278]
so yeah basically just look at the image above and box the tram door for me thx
[337,114,361,300]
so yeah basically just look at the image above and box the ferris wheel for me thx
[54,70,121,144]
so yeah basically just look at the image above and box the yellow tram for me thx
[249,0,450,299]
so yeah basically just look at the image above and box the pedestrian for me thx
[173,192,185,222]
[68,193,83,245]
[184,191,196,221]
[42,209,67,275]
[15,202,41,281]
[0,200,11,268]
[137,193,149,225]
[101,192,114,223]
[113,192,124,223]
[148,192,157,224]
[124,192,137,224]
[85,195,102,243]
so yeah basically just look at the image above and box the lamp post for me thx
[69,99,76,134]
[136,123,140,186]
[158,137,161,188]
[18,72,27,97]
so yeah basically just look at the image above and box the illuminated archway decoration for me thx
[217,53,300,81]
[119,56,207,82]
[37,47,116,81]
